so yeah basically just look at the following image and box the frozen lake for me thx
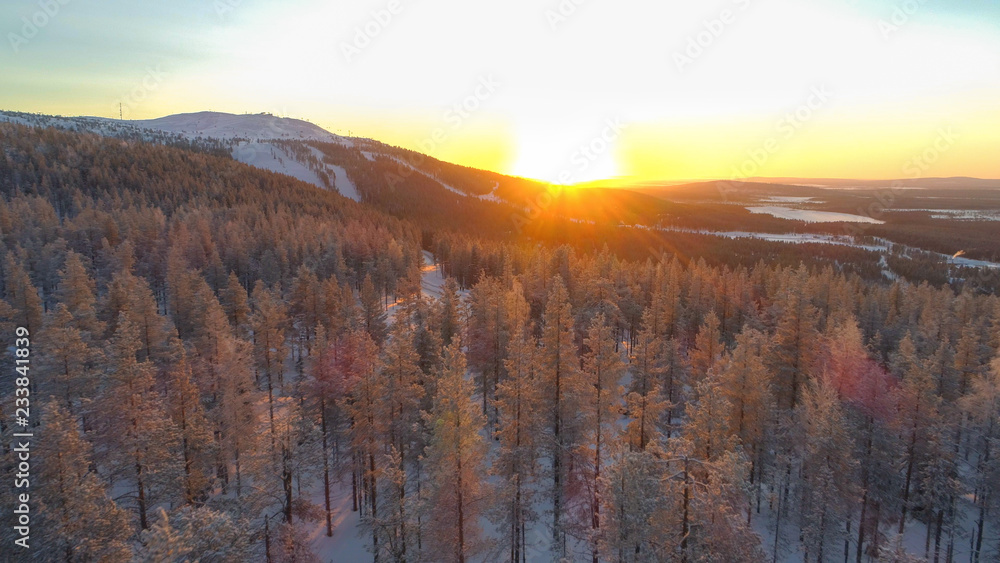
[746,206,884,224]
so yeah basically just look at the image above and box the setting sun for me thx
[5,0,998,183]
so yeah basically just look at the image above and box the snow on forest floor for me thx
[306,481,369,562]
[383,251,448,325]
[749,480,996,562]
[420,250,446,299]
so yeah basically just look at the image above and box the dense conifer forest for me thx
[1,122,998,562]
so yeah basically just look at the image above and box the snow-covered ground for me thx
[306,481,369,563]
[746,206,884,224]
[760,196,817,203]
[888,209,1000,221]
[751,488,994,563]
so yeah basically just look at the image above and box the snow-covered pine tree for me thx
[795,378,857,563]
[250,281,289,438]
[94,312,181,530]
[576,313,626,563]
[36,403,133,562]
[38,303,103,414]
[492,280,543,563]
[688,311,722,385]
[221,271,251,335]
[56,250,104,336]
[599,442,670,562]
[3,252,42,335]
[164,340,215,504]
[360,274,387,345]
[369,317,425,559]
[961,358,1000,562]
[717,327,774,524]
[625,308,669,452]
[422,341,490,563]
[540,276,582,557]
[137,506,253,562]
[289,265,323,356]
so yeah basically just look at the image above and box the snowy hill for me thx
[0,111,163,139]
[0,109,518,206]
[0,109,349,145]
[129,111,352,145]
[0,109,362,201]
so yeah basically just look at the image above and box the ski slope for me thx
[232,141,327,187]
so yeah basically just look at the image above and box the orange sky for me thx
[2,0,999,182]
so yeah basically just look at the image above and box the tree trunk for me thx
[682,457,690,563]
[370,450,378,560]
[457,445,466,563]
[136,458,148,530]
[322,398,333,537]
